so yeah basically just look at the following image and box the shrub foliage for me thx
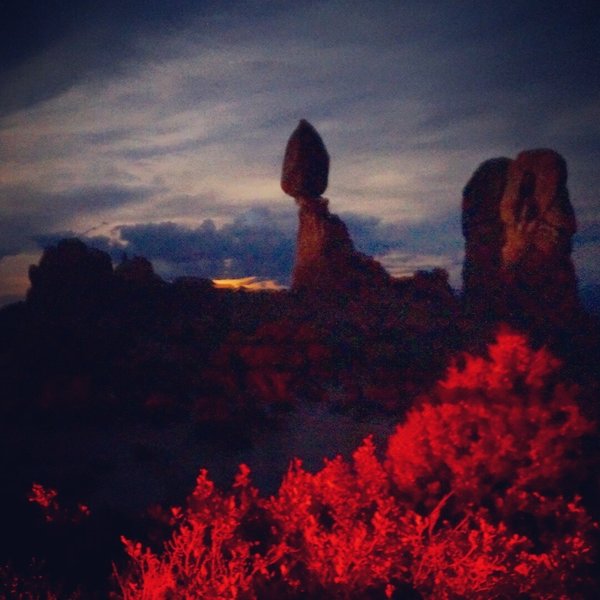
[116,331,597,599]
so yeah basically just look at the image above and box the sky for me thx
[1,0,599,305]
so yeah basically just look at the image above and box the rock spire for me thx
[462,149,579,326]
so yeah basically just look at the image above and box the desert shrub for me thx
[116,330,598,599]
[267,438,407,597]
[385,329,594,509]
[116,466,285,600]
[398,495,596,599]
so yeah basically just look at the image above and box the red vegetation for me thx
[116,331,598,599]
[28,483,91,525]
[387,329,593,507]
[28,484,60,523]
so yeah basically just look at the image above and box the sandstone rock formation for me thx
[115,255,164,287]
[462,149,578,326]
[462,157,511,316]
[27,238,114,312]
[281,120,391,295]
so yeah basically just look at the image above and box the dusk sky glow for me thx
[1,0,599,304]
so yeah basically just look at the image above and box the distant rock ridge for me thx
[462,149,579,326]
[115,255,164,287]
[27,238,114,311]
[23,130,583,339]
[281,119,392,295]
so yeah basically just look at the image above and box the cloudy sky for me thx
[1,0,598,304]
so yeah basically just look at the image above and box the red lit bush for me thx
[268,439,406,596]
[117,331,598,599]
[386,329,594,508]
[117,466,285,600]
[28,483,91,524]
[397,496,596,599]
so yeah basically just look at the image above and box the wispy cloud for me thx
[0,184,156,259]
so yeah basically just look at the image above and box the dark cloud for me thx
[0,0,222,70]
[344,212,465,286]
[114,207,296,283]
[29,203,466,272]
[341,211,463,257]
[575,222,600,246]
[340,213,397,256]
[0,0,227,114]
[28,205,450,285]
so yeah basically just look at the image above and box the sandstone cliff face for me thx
[462,149,579,326]
[281,120,391,295]
[292,196,391,294]
[462,158,511,316]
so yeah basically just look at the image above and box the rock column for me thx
[462,149,579,326]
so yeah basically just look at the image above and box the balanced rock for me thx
[281,119,329,198]
[281,120,390,295]
[462,149,579,326]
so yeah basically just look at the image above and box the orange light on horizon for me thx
[212,276,286,291]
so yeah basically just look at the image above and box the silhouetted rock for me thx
[27,238,114,312]
[462,149,579,328]
[281,119,329,198]
[115,255,164,287]
[171,276,216,306]
[462,157,511,316]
